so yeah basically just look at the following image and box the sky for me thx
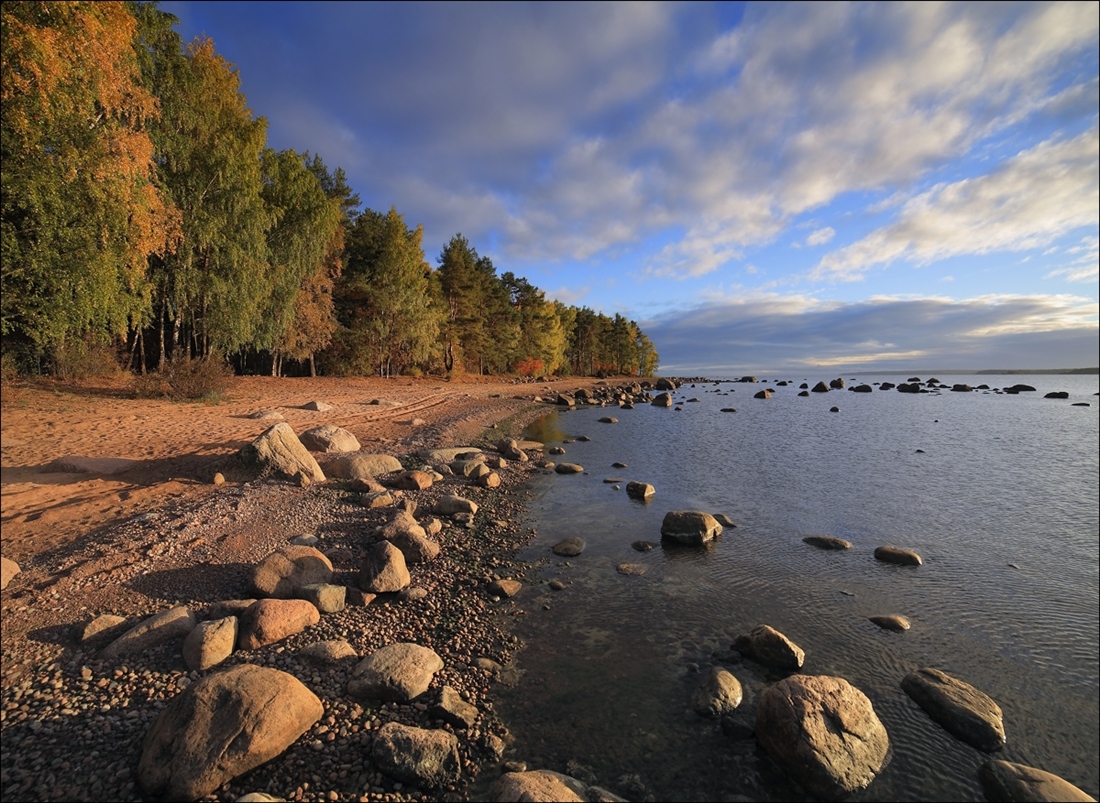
[161,1,1099,375]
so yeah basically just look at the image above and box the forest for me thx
[1,1,659,381]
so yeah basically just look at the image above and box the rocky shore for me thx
[0,380,628,803]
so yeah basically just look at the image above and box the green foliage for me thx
[50,335,125,381]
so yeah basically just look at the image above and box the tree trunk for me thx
[309,354,316,377]
[159,303,168,369]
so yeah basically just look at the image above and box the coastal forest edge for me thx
[1,2,660,380]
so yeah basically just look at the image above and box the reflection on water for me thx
[491,375,1100,802]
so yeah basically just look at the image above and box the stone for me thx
[492,770,587,802]
[617,563,647,575]
[712,513,737,527]
[100,606,197,661]
[812,381,831,393]
[631,540,656,552]
[251,545,334,599]
[298,424,359,453]
[874,545,922,566]
[660,510,722,545]
[359,541,411,593]
[298,583,345,614]
[625,481,655,500]
[247,409,284,420]
[598,416,618,423]
[489,578,523,597]
[206,599,258,619]
[372,722,461,788]
[419,446,482,463]
[901,667,1005,751]
[692,666,743,717]
[325,452,402,480]
[478,471,501,488]
[300,400,333,411]
[434,494,479,516]
[392,469,433,490]
[347,642,444,702]
[183,616,238,671]
[138,664,322,801]
[288,533,318,546]
[239,423,324,483]
[651,392,673,407]
[237,599,320,651]
[554,462,584,474]
[869,615,910,632]
[212,472,225,485]
[495,438,528,461]
[80,614,132,645]
[299,639,358,664]
[851,384,873,393]
[551,537,586,557]
[378,510,440,564]
[733,624,805,670]
[979,760,1095,802]
[1043,391,1069,399]
[431,685,479,729]
[754,389,773,399]
[756,674,889,800]
[804,535,853,550]
[360,490,395,508]
[345,588,377,607]
[830,378,846,389]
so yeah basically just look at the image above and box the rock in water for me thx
[874,545,922,566]
[660,511,722,545]
[756,674,889,800]
[978,760,1095,802]
[551,537,586,556]
[901,667,1005,751]
[138,665,322,800]
[733,624,805,670]
[804,535,852,550]
[692,667,743,718]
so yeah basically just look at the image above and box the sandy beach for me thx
[0,373,605,802]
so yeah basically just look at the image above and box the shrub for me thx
[133,354,235,401]
[51,336,124,381]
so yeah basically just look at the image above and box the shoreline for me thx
[0,376,607,802]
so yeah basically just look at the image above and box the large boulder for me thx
[358,540,411,593]
[251,545,333,599]
[492,770,587,802]
[378,510,440,564]
[100,607,197,661]
[239,423,324,483]
[298,424,360,453]
[651,392,673,407]
[692,666,743,718]
[325,452,402,480]
[660,511,722,545]
[733,624,805,670]
[138,664,322,801]
[625,481,655,501]
[901,667,1005,751]
[237,599,320,651]
[347,642,444,702]
[812,381,831,393]
[372,722,461,788]
[756,674,890,800]
[979,760,1095,802]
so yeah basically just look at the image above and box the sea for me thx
[489,374,1099,802]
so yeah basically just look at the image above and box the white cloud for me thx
[806,227,835,246]
[1045,236,1100,282]
[812,127,1100,281]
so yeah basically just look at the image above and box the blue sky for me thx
[162,1,1098,374]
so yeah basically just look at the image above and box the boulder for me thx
[812,381,831,393]
[478,471,501,488]
[616,563,648,576]
[298,583,345,614]
[756,674,889,800]
[239,423,324,483]
[952,384,973,392]
[431,685,480,730]
[100,606,197,661]
[434,495,479,516]
[489,578,523,598]
[733,624,805,670]
[626,481,655,501]
[551,537,586,557]
[298,424,360,453]
[80,614,132,645]
[651,392,673,407]
[325,452,402,480]
[378,511,440,564]
[1005,384,1037,393]
[869,615,910,632]
[712,513,737,527]
[655,377,677,390]
[1,556,20,590]
[660,511,722,545]
[874,545,922,566]
[598,416,618,423]
[299,639,358,664]
[901,667,1005,751]
[692,666,743,718]
[347,642,444,702]
[830,378,846,389]
[392,469,433,490]
[753,389,773,399]
[493,770,587,802]
[555,393,576,407]
[803,535,853,550]
[372,722,461,788]
[1044,391,1069,399]
[182,616,238,671]
[300,400,333,411]
[851,384,873,393]
[979,760,1095,802]
[359,541,411,593]
[138,664,322,801]
[237,599,320,650]
[251,545,334,599]
[554,462,584,474]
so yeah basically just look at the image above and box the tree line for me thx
[1,1,658,379]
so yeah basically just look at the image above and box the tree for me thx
[333,207,440,376]
[1,1,179,367]
[501,272,567,375]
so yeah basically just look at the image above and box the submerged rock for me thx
[874,545,922,566]
[803,535,852,550]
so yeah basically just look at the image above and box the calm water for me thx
[492,374,1099,802]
